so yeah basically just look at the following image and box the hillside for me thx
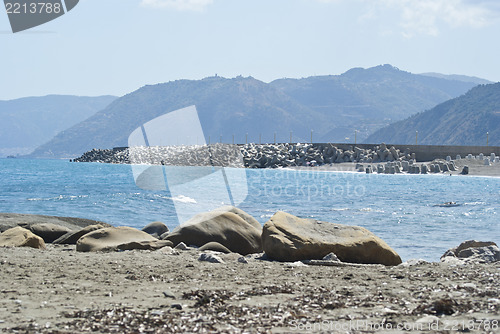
[0,95,117,157]
[27,77,326,159]
[365,83,500,146]
[419,73,492,86]
[27,65,482,159]
[270,64,478,142]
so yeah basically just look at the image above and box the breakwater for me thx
[73,142,500,168]
[74,143,415,167]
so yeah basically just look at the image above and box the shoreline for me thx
[0,244,498,333]
[1,210,498,333]
[286,161,500,178]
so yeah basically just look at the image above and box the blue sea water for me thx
[1,158,499,262]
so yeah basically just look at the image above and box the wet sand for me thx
[0,245,498,333]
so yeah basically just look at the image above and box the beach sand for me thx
[0,245,498,333]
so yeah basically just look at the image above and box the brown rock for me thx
[76,227,158,252]
[29,223,72,243]
[53,224,105,245]
[262,211,402,265]
[441,240,499,263]
[199,241,232,254]
[0,226,46,249]
[165,206,262,255]
[141,221,169,239]
[213,206,262,231]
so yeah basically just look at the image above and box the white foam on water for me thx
[171,195,197,204]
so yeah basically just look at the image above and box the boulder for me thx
[199,241,232,254]
[53,224,106,245]
[0,213,110,234]
[0,226,46,249]
[165,206,262,255]
[460,166,469,175]
[141,221,169,239]
[29,223,73,243]
[76,226,161,252]
[441,240,499,263]
[213,206,262,231]
[262,212,402,265]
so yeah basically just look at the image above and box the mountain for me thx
[419,73,492,86]
[0,95,117,157]
[365,83,500,146]
[27,65,485,159]
[27,76,327,159]
[270,64,479,142]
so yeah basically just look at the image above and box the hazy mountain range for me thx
[270,65,480,142]
[0,95,117,157]
[366,83,500,146]
[24,65,484,159]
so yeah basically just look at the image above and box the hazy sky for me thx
[1,0,500,100]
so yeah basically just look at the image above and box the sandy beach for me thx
[0,244,499,333]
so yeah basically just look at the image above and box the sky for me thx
[1,0,500,100]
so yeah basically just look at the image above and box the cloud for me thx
[317,0,500,37]
[384,0,497,37]
[140,0,213,11]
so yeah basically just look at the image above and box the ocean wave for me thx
[171,195,197,204]
[27,195,89,201]
[359,208,385,213]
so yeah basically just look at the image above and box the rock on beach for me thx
[165,206,263,255]
[441,240,500,263]
[29,223,73,243]
[76,226,170,252]
[0,226,46,249]
[53,224,106,245]
[262,211,402,265]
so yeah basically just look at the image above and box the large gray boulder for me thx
[262,212,402,265]
[165,206,262,255]
[441,240,500,263]
[0,226,46,249]
[76,226,169,252]
[29,223,72,243]
[141,221,169,239]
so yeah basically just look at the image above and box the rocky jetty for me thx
[74,144,244,167]
[74,143,416,167]
[73,143,499,176]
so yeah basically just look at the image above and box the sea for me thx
[1,158,499,262]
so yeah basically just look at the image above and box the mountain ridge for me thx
[25,65,485,159]
[365,83,500,146]
[0,95,117,157]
